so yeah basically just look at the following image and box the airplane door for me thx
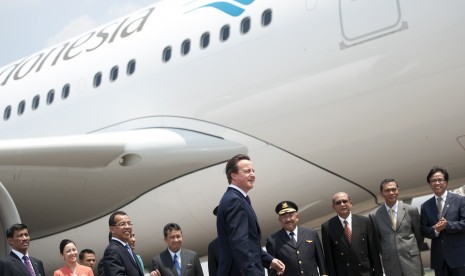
[339,0,407,48]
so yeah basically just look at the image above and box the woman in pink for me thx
[54,239,94,276]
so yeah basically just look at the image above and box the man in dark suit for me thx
[0,223,46,276]
[266,200,328,276]
[151,223,203,276]
[420,166,465,276]
[102,210,144,276]
[370,178,424,276]
[216,154,285,276]
[321,192,382,276]
[208,206,219,276]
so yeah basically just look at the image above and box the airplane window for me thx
[62,84,70,99]
[110,66,119,82]
[262,9,272,26]
[94,72,102,88]
[47,89,55,105]
[181,39,191,56]
[220,25,230,42]
[32,95,40,110]
[3,105,12,121]
[241,17,251,34]
[127,59,136,75]
[18,100,26,115]
[200,32,210,49]
[162,46,172,63]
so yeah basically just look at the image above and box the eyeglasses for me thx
[430,178,445,184]
[114,221,133,227]
[334,200,349,206]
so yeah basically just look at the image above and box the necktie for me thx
[437,197,443,216]
[124,244,136,262]
[245,195,251,206]
[289,231,297,246]
[173,253,181,276]
[344,220,352,244]
[389,208,396,230]
[22,256,36,276]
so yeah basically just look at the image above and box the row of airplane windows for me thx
[2,60,137,122]
[2,9,273,122]
[162,9,273,62]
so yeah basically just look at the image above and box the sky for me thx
[0,0,157,66]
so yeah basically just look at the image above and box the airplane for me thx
[1,0,465,274]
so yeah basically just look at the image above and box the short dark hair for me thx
[109,210,127,226]
[59,239,75,254]
[79,248,95,261]
[380,178,398,191]
[163,223,182,238]
[427,166,449,183]
[6,223,28,239]
[225,154,250,183]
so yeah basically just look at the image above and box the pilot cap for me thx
[275,201,298,215]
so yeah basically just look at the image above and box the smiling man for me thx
[420,166,465,276]
[102,210,143,276]
[151,223,203,276]
[266,200,328,276]
[370,179,424,276]
[0,223,46,276]
[216,154,285,276]
[321,192,382,276]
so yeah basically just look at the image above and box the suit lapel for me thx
[115,240,142,275]
[162,249,177,275]
[378,206,392,230]
[279,229,295,248]
[442,192,453,217]
[332,217,351,251]
[396,202,406,231]
[180,249,187,276]
[9,252,29,276]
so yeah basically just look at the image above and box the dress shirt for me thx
[285,226,298,242]
[338,213,352,232]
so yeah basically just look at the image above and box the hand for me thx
[150,269,161,276]
[434,217,447,232]
[270,258,285,275]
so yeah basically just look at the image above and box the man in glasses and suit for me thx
[420,166,465,276]
[102,210,144,276]
[321,192,382,276]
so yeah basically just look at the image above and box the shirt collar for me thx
[228,184,247,197]
[338,212,352,225]
[436,190,448,201]
[11,249,28,260]
[385,200,398,213]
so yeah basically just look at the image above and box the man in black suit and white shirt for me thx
[0,223,46,276]
[216,154,285,276]
[102,210,144,276]
[321,192,382,276]
[151,223,203,276]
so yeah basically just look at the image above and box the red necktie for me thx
[344,220,352,244]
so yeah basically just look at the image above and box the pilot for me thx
[266,201,328,276]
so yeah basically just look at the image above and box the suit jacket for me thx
[207,238,219,276]
[420,192,465,270]
[266,227,328,276]
[54,263,94,276]
[0,251,45,276]
[321,214,382,276]
[370,201,424,276]
[216,187,274,276]
[152,248,203,276]
[102,239,144,276]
